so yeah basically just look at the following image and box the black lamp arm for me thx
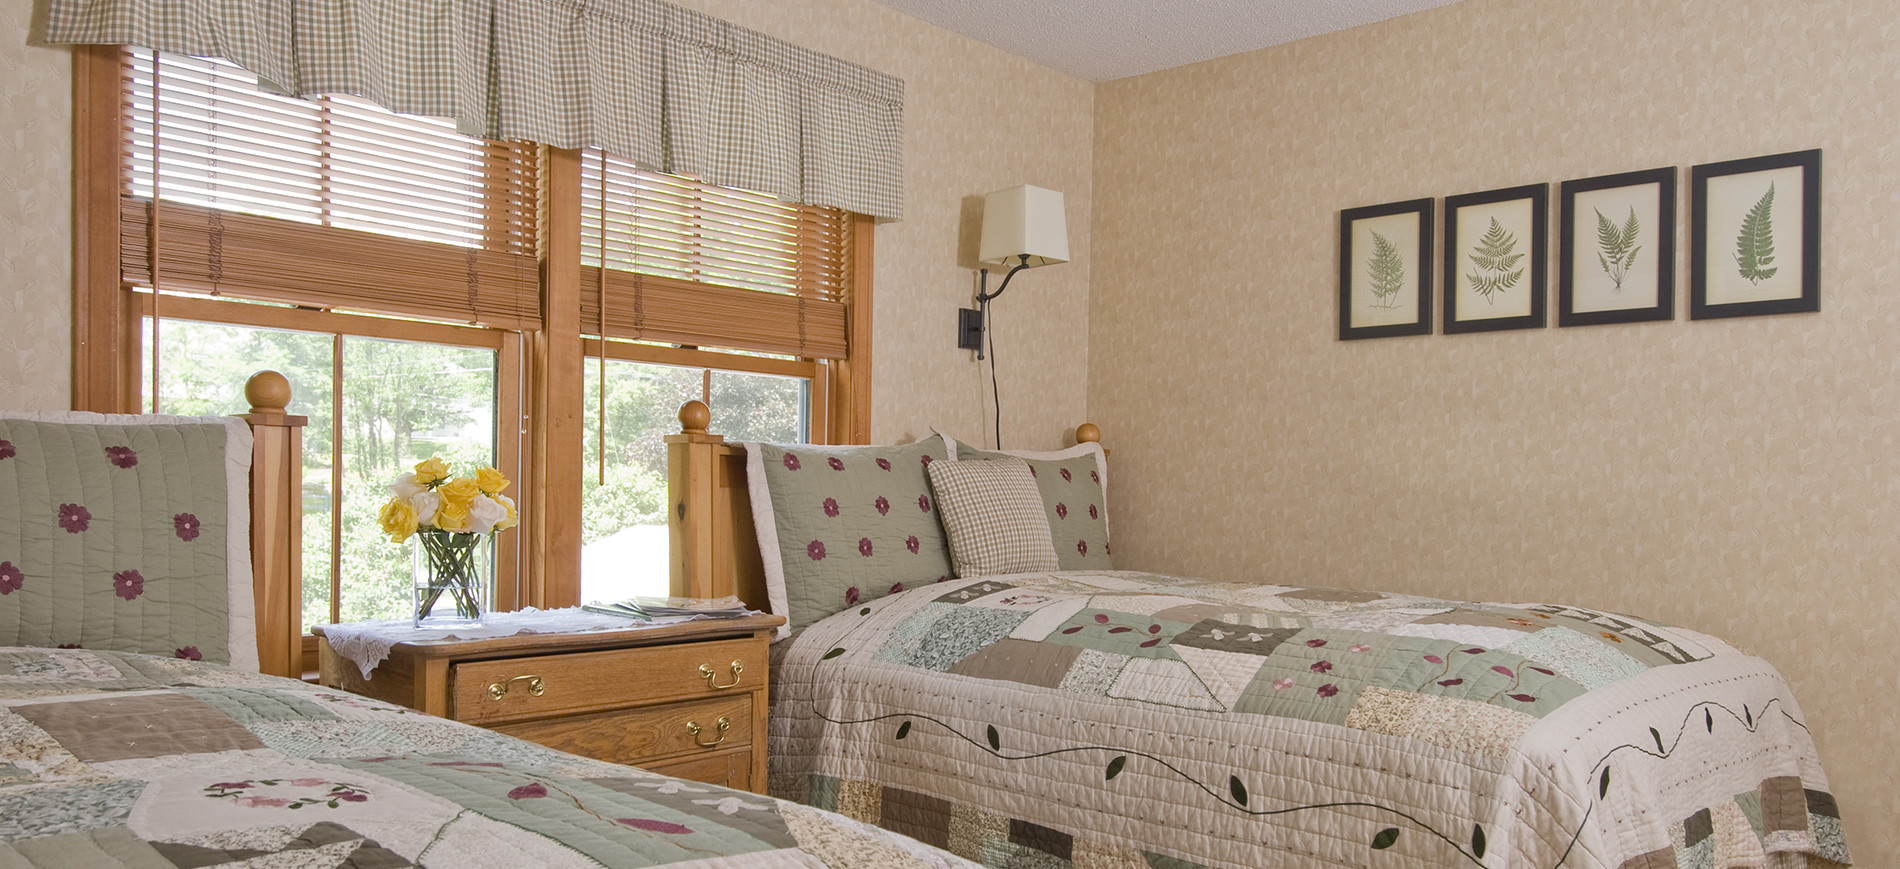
[976,254,1032,303]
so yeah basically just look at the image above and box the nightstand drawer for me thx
[490,695,754,766]
[450,637,765,725]
[642,748,754,791]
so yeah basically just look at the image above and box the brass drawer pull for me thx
[699,660,744,689]
[487,674,545,701]
[686,716,731,748]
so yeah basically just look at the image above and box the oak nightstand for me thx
[312,613,785,793]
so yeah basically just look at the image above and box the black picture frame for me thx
[1444,183,1548,334]
[1559,167,1676,327]
[1338,198,1434,341]
[1689,149,1821,320]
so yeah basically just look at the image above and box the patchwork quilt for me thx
[770,571,1849,868]
[0,646,977,868]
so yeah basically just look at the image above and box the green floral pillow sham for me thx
[950,440,1113,570]
[0,413,255,668]
[745,437,954,637]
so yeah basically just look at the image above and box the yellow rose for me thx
[475,467,510,496]
[413,457,452,488]
[438,476,480,506]
[493,493,519,532]
[377,496,419,543]
[433,477,480,531]
[433,499,471,532]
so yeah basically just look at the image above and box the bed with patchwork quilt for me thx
[0,384,979,867]
[0,645,976,867]
[768,570,1847,868]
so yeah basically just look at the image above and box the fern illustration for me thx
[1594,206,1642,291]
[1366,231,1406,308]
[1466,217,1525,303]
[1733,183,1778,284]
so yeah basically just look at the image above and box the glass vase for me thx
[412,530,492,629]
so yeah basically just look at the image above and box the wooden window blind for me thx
[579,149,852,359]
[117,49,542,330]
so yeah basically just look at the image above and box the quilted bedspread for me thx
[770,571,1849,868]
[0,647,976,868]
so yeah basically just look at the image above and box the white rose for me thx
[389,472,425,499]
[410,490,441,526]
[466,495,507,535]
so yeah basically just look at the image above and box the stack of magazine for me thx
[581,595,755,622]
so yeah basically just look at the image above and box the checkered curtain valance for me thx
[41,0,906,221]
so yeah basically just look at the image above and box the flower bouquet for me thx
[377,457,517,627]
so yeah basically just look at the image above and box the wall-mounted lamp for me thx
[960,185,1069,359]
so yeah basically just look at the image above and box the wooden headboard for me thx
[663,401,1102,611]
[237,370,307,678]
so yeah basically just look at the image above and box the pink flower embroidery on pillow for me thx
[1055,503,1067,519]
[0,440,14,460]
[822,498,840,518]
[58,504,90,533]
[858,538,873,557]
[782,453,802,470]
[174,513,201,541]
[889,582,905,595]
[113,569,144,600]
[807,541,827,561]
[906,535,920,554]
[874,496,890,516]
[1077,540,1088,556]
[845,586,861,606]
[1059,468,1072,482]
[876,458,892,471]
[827,457,845,471]
[174,647,202,661]
[918,494,931,513]
[0,562,22,595]
[105,446,138,468]
[1089,504,1098,520]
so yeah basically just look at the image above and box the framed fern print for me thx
[1338,197,1433,340]
[1690,149,1821,319]
[1443,183,1547,334]
[1559,167,1676,326]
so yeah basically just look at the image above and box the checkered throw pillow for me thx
[926,458,1060,577]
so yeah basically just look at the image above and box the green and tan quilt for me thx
[0,646,978,868]
[770,571,1848,868]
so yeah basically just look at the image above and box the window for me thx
[75,46,872,644]
[143,313,500,630]
[579,356,808,603]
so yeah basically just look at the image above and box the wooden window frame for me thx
[70,46,873,672]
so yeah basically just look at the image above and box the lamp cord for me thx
[988,302,1002,450]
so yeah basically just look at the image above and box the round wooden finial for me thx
[678,399,711,434]
[1075,422,1101,445]
[245,370,291,414]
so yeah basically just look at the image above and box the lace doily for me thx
[319,607,694,679]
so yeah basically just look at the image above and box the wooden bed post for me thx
[239,371,307,678]
[666,401,768,610]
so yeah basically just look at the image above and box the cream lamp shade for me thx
[978,185,1069,268]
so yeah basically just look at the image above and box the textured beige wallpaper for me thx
[672,0,1096,451]
[0,4,72,411]
[1091,0,1898,857]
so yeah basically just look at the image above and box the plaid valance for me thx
[42,0,906,220]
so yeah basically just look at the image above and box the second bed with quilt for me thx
[659,411,1849,868]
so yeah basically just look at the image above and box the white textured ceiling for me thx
[868,0,1466,82]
